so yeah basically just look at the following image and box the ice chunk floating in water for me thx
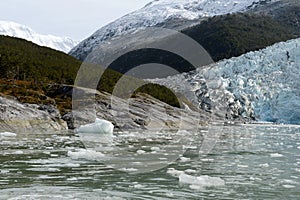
[0,132,17,137]
[68,149,105,161]
[76,118,114,134]
[76,118,114,150]
[179,173,225,190]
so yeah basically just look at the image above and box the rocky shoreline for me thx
[0,87,215,133]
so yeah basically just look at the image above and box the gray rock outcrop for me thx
[0,96,67,132]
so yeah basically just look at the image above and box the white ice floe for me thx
[179,173,225,189]
[0,132,17,137]
[282,185,296,189]
[14,150,24,155]
[68,149,105,161]
[136,150,146,155]
[76,118,114,134]
[179,157,191,162]
[270,153,284,158]
[119,168,138,172]
[151,146,161,151]
[167,168,185,177]
[259,163,270,168]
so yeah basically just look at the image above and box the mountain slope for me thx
[182,12,297,61]
[0,35,81,84]
[70,0,278,60]
[251,0,300,36]
[150,38,300,124]
[0,20,78,53]
[0,35,180,111]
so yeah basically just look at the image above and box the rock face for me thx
[0,96,67,132]
[95,93,211,130]
[58,86,213,131]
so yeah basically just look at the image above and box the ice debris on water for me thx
[179,173,225,190]
[270,153,284,158]
[68,149,105,161]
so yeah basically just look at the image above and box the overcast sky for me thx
[0,0,151,41]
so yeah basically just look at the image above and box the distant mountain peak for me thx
[0,20,78,53]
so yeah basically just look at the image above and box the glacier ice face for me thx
[0,20,78,53]
[150,38,300,124]
[76,118,114,134]
[70,0,278,60]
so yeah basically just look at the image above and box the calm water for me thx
[0,124,299,199]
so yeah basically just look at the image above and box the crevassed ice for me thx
[151,38,300,124]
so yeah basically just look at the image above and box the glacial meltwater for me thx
[0,124,299,199]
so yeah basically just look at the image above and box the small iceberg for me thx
[76,118,114,134]
[179,173,225,190]
[76,118,114,149]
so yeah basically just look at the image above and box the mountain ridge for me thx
[70,0,278,60]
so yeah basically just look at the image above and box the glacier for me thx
[0,20,78,53]
[150,38,300,124]
[70,0,279,60]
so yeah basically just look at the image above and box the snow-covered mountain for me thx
[150,38,300,124]
[0,20,78,53]
[70,0,279,60]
